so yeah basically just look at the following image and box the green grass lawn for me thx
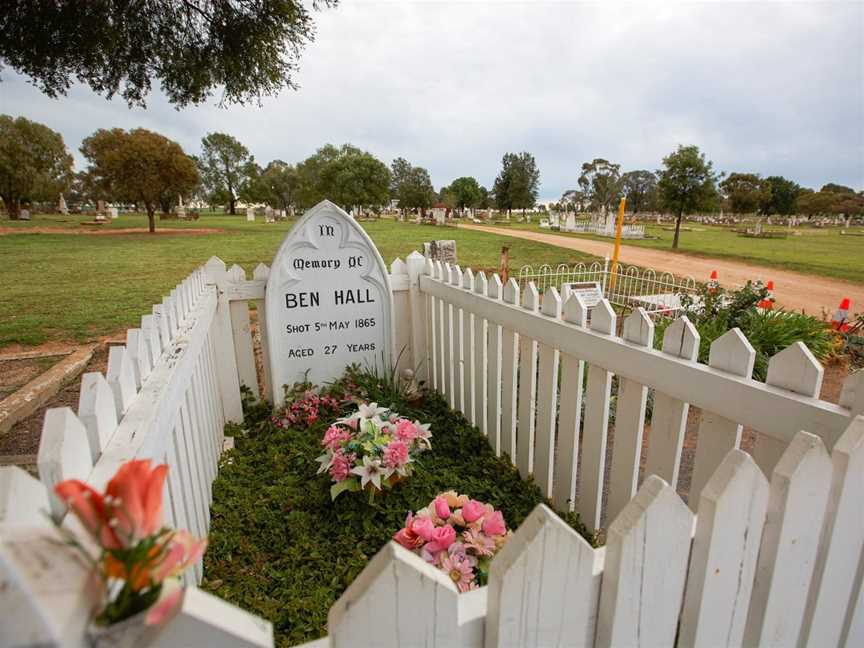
[0,212,598,346]
[501,221,864,283]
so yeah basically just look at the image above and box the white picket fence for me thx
[2,250,863,647]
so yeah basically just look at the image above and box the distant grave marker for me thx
[422,240,457,265]
[265,200,393,404]
[562,281,603,308]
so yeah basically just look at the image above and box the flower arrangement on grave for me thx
[393,491,511,592]
[54,459,207,629]
[271,384,344,430]
[316,402,431,500]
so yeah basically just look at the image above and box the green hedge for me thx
[202,371,589,647]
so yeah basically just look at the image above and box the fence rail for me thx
[518,260,698,318]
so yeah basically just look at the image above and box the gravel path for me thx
[461,224,863,315]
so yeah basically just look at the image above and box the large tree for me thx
[296,144,390,210]
[198,133,255,215]
[245,160,300,211]
[577,158,621,212]
[720,172,771,214]
[81,128,199,232]
[394,166,435,212]
[493,152,540,214]
[763,176,801,215]
[0,115,73,219]
[0,1,336,107]
[620,170,657,213]
[821,183,855,194]
[560,189,589,212]
[657,145,718,249]
[443,176,484,212]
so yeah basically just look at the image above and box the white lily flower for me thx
[350,455,385,490]
[315,451,334,474]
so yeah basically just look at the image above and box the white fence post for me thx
[743,431,832,646]
[205,256,243,423]
[485,274,504,455]
[472,271,488,436]
[77,372,118,463]
[462,268,475,424]
[643,316,700,487]
[38,407,94,520]
[500,279,520,461]
[534,287,562,498]
[515,282,539,479]
[552,295,587,512]
[688,328,755,509]
[406,251,429,384]
[485,504,602,648]
[328,542,484,647]
[579,299,616,531]
[606,308,653,522]
[253,263,273,403]
[678,449,768,647]
[227,264,260,400]
[596,475,694,648]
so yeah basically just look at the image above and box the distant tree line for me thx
[1,114,860,240]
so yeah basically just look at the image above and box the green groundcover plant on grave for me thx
[202,367,591,647]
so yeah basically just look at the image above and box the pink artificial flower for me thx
[346,417,359,430]
[482,510,507,537]
[383,440,409,468]
[394,513,425,550]
[394,419,417,442]
[411,515,436,542]
[461,500,487,524]
[440,553,476,593]
[329,452,353,482]
[463,529,496,556]
[322,426,351,450]
[433,495,451,520]
[426,524,457,553]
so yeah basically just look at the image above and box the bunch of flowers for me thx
[316,402,431,500]
[272,387,343,429]
[393,492,511,592]
[54,459,207,627]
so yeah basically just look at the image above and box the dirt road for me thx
[461,224,863,316]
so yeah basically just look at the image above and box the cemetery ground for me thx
[0,212,597,348]
[463,222,864,316]
[491,220,864,283]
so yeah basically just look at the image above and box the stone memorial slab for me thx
[265,200,393,404]
[246,207,255,222]
[422,240,457,265]
[562,281,603,308]
[19,208,30,221]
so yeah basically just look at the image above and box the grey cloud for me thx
[0,1,861,200]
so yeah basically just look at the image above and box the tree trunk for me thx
[3,196,20,219]
[229,198,236,215]
[672,209,683,249]
[147,207,156,233]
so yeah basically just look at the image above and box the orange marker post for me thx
[609,197,626,291]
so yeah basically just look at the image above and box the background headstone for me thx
[109,207,118,219]
[422,240,457,265]
[265,200,393,404]
[19,208,30,221]
[246,207,255,222]
[58,194,68,215]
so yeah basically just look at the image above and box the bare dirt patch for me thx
[0,226,224,236]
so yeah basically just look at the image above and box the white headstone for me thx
[246,207,255,222]
[264,206,275,223]
[109,207,118,219]
[19,208,30,221]
[177,195,186,219]
[58,194,68,215]
[565,213,576,230]
[265,200,394,404]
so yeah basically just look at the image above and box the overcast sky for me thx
[1,1,862,201]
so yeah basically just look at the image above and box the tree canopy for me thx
[197,133,255,214]
[296,144,390,210]
[720,172,771,214]
[493,152,540,212]
[245,160,300,211]
[657,145,718,248]
[762,176,801,215]
[390,158,435,211]
[81,128,199,232]
[0,115,73,219]
[577,158,621,211]
[620,170,657,213]
[442,176,484,211]
[0,0,337,107]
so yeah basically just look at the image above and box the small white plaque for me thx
[562,281,603,308]
[265,201,393,404]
